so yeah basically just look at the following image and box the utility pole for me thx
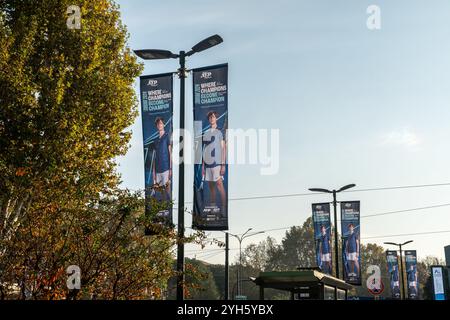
[228,229,265,297]
[176,50,186,301]
[332,190,339,278]
[225,232,229,300]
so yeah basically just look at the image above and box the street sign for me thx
[368,281,384,295]
[235,295,247,300]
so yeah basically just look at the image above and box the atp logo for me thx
[148,79,158,87]
[201,71,212,79]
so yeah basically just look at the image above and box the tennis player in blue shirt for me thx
[345,223,360,278]
[319,225,332,274]
[407,265,418,298]
[390,264,400,298]
[153,117,172,201]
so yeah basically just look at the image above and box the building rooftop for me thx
[253,270,353,291]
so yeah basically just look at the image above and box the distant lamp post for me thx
[228,228,265,298]
[309,184,356,279]
[134,34,223,301]
[384,240,413,300]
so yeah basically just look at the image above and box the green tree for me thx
[0,0,142,258]
[265,218,316,271]
[241,236,277,271]
[167,258,220,300]
[0,1,210,300]
[209,263,226,299]
[0,190,180,300]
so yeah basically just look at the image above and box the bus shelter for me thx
[253,269,353,300]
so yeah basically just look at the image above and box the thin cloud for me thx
[380,128,422,148]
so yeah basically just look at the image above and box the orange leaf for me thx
[15,167,27,176]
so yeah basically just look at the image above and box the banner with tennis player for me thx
[312,203,333,275]
[386,250,401,299]
[340,201,361,285]
[140,73,173,230]
[405,250,419,299]
[192,64,228,230]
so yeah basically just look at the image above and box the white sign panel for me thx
[432,267,445,300]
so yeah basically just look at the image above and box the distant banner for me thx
[312,203,332,275]
[431,266,446,300]
[386,250,401,299]
[192,64,228,230]
[341,201,361,285]
[405,250,419,299]
[140,73,173,229]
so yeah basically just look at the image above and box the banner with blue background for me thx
[140,73,173,230]
[312,203,333,275]
[192,64,228,230]
[341,201,361,285]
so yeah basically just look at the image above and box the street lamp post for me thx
[309,184,356,279]
[225,232,229,300]
[231,279,255,300]
[384,240,413,300]
[134,34,223,301]
[228,229,265,298]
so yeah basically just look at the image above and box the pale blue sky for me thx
[115,0,450,264]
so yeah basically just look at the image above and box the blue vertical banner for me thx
[192,64,228,230]
[140,73,173,229]
[431,266,446,300]
[386,250,401,299]
[405,250,419,299]
[341,201,361,285]
[312,203,333,275]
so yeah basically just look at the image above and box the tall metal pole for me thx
[229,229,261,299]
[399,244,406,300]
[238,238,242,296]
[332,190,339,279]
[176,51,186,301]
[134,34,223,302]
[225,232,229,300]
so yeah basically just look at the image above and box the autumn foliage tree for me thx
[0,1,205,299]
[1,0,141,252]
[1,190,181,300]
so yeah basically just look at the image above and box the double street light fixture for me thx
[134,34,223,301]
[384,240,413,300]
[308,184,356,279]
[134,34,223,60]
[228,228,265,298]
